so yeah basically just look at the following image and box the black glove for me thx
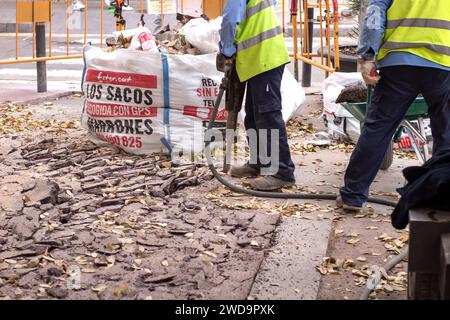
[216,53,234,73]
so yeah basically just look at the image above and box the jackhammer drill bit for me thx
[223,62,246,174]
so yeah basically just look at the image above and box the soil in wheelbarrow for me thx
[336,85,368,104]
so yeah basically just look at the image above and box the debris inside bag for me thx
[105,34,132,50]
[105,13,209,55]
[154,31,201,55]
[175,12,210,26]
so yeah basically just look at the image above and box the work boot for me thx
[336,195,362,213]
[229,164,260,178]
[248,176,295,191]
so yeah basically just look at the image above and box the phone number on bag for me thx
[96,133,143,149]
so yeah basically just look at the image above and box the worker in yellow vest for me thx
[217,0,296,191]
[338,0,450,212]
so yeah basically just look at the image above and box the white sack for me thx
[82,46,227,156]
[322,72,364,143]
[238,69,306,128]
[179,17,223,54]
[82,46,305,156]
[281,69,306,120]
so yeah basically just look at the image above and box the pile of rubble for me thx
[0,121,279,299]
[154,30,201,56]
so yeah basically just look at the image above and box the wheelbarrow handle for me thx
[367,85,373,104]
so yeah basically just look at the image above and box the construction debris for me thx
[335,85,368,104]
[0,105,280,300]
[105,13,209,55]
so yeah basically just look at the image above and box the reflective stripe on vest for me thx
[377,0,450,67]
[387,18,450,30]
[382,42,450,56]
[235,0,290,82]
[246,0,274,19]
[237,26,283,52]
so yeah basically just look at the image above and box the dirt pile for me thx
[335,85,368,104]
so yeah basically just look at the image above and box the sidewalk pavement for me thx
[0,0,147,34]
[0,80,80,105]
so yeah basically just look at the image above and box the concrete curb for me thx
[0,23,32,33]
[5,91,82,106]
[250,215,333,300]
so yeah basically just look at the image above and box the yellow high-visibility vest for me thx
[235,0,290,82]
[377,0,450,67]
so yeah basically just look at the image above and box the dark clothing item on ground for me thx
[340,66,450,207]
[244,65,295,182]
[392,150,450,229]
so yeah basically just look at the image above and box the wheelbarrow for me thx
[342,88,431,170]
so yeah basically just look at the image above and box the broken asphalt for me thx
[0,93,413,300]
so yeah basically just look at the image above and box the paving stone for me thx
[47,286,69,299]
[0,183,23,195]
[17,272,38,289]
[2,175,35,191]
[250,217,332,300]
[0,194,24,212]
[47,267,64,277]
[0,128,284,300]
[8,215,39,240]
[95,205,124,215]
[23,179,60,204]
[0,249,40,261]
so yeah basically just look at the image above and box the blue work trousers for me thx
[341,66,450,207]
[244,65,296,182]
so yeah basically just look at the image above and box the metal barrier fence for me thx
[0,0,146,65]
[0,0,343,89]
[291,0,341,81]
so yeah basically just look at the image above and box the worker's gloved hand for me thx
[358,59,381,87]
[216,53,234,73]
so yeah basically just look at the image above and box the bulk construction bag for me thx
[81,46,305,157]
[82,45,227,156]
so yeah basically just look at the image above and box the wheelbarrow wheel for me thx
[380,141,394,170]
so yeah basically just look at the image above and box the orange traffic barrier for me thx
[1,0,342,79]
[290,0,341,78]
[0,0,149,65]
